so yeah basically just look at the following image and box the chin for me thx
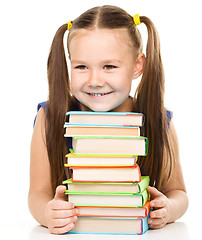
[84,104,109,112]
[88,105,120,112]
[89,107,111,112]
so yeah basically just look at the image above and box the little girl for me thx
[29,5,188,234]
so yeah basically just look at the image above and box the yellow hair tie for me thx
[133,14,141,26]
[67,20,72,31]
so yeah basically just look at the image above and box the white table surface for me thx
[0,218,201,240]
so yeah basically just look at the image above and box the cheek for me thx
[70,80,75,92]
[70,80,79,97]
[115,69,133,89]
[70,73,81,92]
[116,78,132,94]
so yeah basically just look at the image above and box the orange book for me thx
[64,125,140,137]
[76,201,151,218]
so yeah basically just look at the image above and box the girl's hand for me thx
[147,186,172,229]
[45,185,78,234]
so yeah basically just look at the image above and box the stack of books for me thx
[63,111,150,235]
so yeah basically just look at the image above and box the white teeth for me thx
[90,93,105,96]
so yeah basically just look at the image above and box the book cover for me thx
[69,164,141,183]
[65,188,149,207]
[68,216,149,235]
[72,136,148,156]
[69,148,137,157]
[75,201,151,218]
[65,152,138,167]
[64,124,140,137]
[66,111,144,127]
[63,176,150,193]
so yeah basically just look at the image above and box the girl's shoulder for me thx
[37,101,47,112]
[33,101,47,127]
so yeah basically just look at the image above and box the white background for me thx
[0,0,201,239]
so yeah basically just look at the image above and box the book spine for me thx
[145,138,149,155]
[141,214,149,234]
[140,190,149,207]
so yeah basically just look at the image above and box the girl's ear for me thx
[133,53,145,79]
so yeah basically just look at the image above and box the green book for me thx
[71,136,148,156]
[63,176,150,193]
[65,189,149,208]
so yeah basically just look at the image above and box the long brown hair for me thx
[46,5,173,194]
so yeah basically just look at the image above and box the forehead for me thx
[68,28,135,60]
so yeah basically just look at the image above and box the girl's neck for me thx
[79,96,133,112]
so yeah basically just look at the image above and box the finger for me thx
[150,208,167,219]
[52,215,77,228]
[150,196,166,209]
[147,186,164,200]
[51,200,75,210]
[52,208,79,219]
[50,222,75,235]
[148,219,166,229]
[148,216,166,225]
[54,185,67,201]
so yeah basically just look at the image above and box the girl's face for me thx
[69,28,141,112]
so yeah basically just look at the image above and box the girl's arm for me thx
[147,120,189,229]
[28,108,78,234]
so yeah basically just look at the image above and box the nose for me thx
[87,69,105,88]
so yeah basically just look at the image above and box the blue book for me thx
[68,216,149,235]
[66,111,144,127]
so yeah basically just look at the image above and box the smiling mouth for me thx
[87,92,113,97]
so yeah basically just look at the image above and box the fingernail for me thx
[69,223,74,228]
[76,209,79,214]
[74,216,78,221]
[148,219,152,224]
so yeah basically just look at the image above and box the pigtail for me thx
[133,17,172,190]
[46,24,78,194]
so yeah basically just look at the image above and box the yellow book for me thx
[65,153,138,167]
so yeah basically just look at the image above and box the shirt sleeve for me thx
[166,109,173,130]
[33,101,47,128]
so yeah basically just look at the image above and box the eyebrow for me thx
[71,60,87,64]
[103,59,122,64]
[71,59,122,64]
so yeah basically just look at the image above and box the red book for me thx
[70,164,141,183]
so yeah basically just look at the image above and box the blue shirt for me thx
[33,101,172,179]
[34,101,173,129]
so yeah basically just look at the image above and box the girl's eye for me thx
[75,65,87,70]
[104,65,117,70]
